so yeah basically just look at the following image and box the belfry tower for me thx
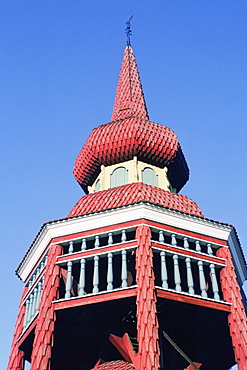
[8,35,247,370]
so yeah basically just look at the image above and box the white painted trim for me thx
[227,229,247,285]
[142,204,232,241]
[17,203,246,285]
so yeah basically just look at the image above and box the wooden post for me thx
[135,225,160,370]
[217,247,247,370]
[121,250,128,288]
[79,258,86,296]
[30,244,63,370]
[173,254,182,292]
[107,252,113,291]
[93,255,99,293]
[160,251,168,289]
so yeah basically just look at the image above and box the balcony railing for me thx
[151,228,225,301]
[55,227,226,305]
[61,228,136,255]
[57,228,137,300]
[58,247,136,299]
[153,247,223,300]
[151,228,220,256]
[21,226,228,335]
[22,254,47,331]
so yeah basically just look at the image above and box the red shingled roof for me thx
[91,360,135,369]
[73,46,189,193]
[68,182,203,218]
[111,45,148,121]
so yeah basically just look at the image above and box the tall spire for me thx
[111,45,149,121]
[73,27,190,193]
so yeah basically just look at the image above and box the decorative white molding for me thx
[17,203,246,286]
[227,229,247,285]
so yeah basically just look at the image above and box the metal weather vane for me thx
[125,15,133,46]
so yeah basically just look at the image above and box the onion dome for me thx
[73,46,189,193]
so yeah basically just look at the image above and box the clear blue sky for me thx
[1,1,246,368]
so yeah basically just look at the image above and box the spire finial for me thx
[125,16,133,46]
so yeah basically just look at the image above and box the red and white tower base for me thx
[8,41,247,370]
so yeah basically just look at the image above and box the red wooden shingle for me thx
[217,247,247,368]
[91,360,135,369]
[7,287,27,369]
[30,244,63,369]
[135,226,160,369]
[68,182,203,218]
